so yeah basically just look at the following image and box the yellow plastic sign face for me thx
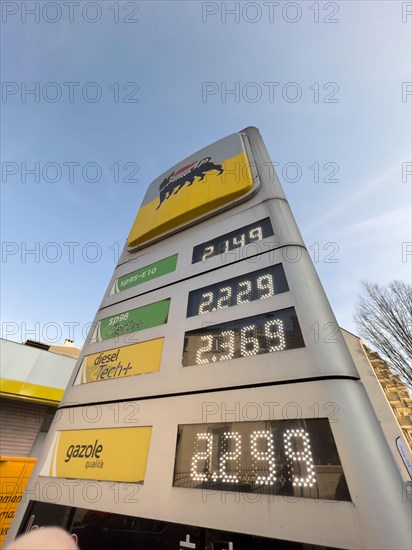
[40,427,152,483]
[0,457,36,546]
[74,338,164,384]
[127,133,254,247]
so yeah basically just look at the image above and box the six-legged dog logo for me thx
[156,157,224,210]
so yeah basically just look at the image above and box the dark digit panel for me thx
[173,418,351,501]
[187,264,288,317]
[182,307,304,366]
[192,218,274,264]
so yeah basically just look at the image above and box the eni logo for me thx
[156,156,224,210]
[65,439,103,462]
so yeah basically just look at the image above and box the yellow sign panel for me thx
[41,427,152,483]
[75,338,164,384]
[127,133,255,247]
[0,457,36,547]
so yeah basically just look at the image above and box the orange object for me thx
[0,457,36,547]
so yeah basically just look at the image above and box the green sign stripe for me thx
[114,254,178,293]
[97,299,170,342]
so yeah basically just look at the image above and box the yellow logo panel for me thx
[41,427,152,483]
[127,133,255,247]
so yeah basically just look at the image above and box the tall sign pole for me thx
[7,128,411,550]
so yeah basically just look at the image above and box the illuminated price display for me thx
[192,218,274,263]
[187,264,288,317]
[182,307,304,366]
[173,418,351,501]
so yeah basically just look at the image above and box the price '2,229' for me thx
[187,264,289,318]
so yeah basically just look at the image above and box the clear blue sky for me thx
[1,1,411,346]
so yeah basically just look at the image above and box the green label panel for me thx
[112,254,178,294]
[96,299,170,342]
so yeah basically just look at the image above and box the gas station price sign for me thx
[192,218,274,263]
[182,307,304,366]
[173,418,351,501]
[186,264,289,317]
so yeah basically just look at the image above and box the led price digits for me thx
[183,308,304,367]
[192,218,274,264]
[284,429,316,487]
[251,431,276,485]
[201,228,260,262]
[174,419,351,501]
[190,428,312,487]
[187,264,288,317]
[191,433,212,482]
[195,320,285,365]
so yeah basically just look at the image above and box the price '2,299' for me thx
[173,419,351,501]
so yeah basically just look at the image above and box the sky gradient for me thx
[1,0,411,346]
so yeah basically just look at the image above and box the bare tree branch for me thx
[354,280,412,389]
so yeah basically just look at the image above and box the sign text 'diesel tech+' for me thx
[75,338,164,384]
